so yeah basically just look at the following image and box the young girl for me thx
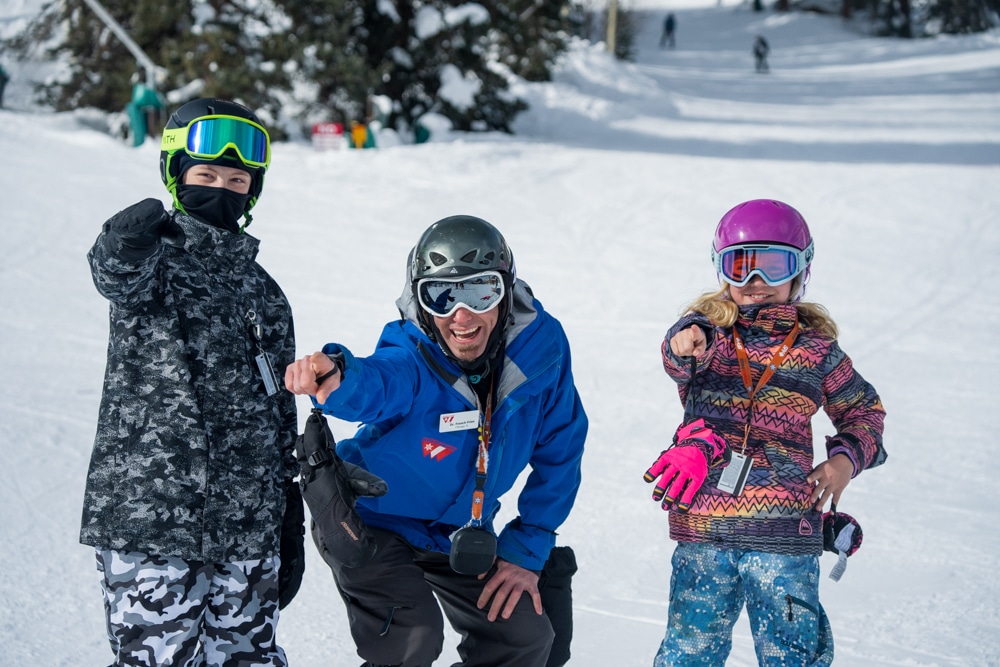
[644,199,886,666]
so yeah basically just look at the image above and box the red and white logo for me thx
[423,438,456,461]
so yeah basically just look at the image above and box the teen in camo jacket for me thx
[80,99,300,666]
[645,200,886,667]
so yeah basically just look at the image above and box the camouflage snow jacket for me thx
[81,212,298,563]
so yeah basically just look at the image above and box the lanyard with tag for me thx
[247,309,279,396]
[717,317,800,495]
[448,386,498,575]
[471,387,493,525]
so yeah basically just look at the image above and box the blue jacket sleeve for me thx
[314,339,422,424]
[496,333,588,571]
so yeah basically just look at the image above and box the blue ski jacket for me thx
[314,280,587,571]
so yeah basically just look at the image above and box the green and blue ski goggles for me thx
[161,115,271,169]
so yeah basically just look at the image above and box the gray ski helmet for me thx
[411,215,515,282]
[409,215,516,373]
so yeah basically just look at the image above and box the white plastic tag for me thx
[255,352,278,396]
[717,451,752,496]
[439,410,480,432]
[829,523,857,582]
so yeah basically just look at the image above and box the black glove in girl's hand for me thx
[104,198,184,260]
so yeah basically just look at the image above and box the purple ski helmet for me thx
[713,199,812,252]
[712,199,814,298]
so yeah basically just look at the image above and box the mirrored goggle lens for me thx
[720,246,800,286]
[186,117,269,166]
[417,272,505,317]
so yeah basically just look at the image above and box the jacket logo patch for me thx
[423,438,456,461]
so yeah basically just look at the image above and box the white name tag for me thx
[439,410,480,432]
[717,452,752,497]
[255,352,278,397]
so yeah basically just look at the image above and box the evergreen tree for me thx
[923,0,995,33]
[609,3,638,62]
[3,0,292,128]
[384,0,528,133]
[847,0,995,35]
[4,0,573,138]
[4,0,185,112]
[484,0,572,82]
[271,0,389,125]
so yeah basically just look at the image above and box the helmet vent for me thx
[482,251,495,264]
[430,252,448,266]
[460,250,478,263]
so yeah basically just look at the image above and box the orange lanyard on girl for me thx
[731,317,800,452]
[471,387,493,524]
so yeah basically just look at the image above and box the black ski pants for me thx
[330,527,555,667]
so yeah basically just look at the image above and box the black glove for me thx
[340,459,389,497]
[540,546,578,667]
[296,409,387,569]
[277,482,306,610]
[104,198,184,261]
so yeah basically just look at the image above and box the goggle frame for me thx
[416,271,506,318]
[160,114,271,169]
[712,241,814,287]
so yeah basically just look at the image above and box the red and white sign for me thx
[311,122,344,151]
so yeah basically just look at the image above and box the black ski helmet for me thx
[409,215,516,372]
[159,98,270,223]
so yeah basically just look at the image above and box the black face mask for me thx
[176,184,250,233]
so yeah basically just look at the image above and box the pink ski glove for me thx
[643,419,730,512]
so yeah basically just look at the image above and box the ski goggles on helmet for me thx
[417,271,505,318]
[712,241,814,287]
[161,115,271,169]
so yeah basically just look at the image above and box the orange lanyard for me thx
[470,388,493,524]
[731,318,799,452]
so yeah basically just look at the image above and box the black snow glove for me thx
[296,408,388,570]
[539,546,578,667]
[277,481,306,610]
[104,198,184,261]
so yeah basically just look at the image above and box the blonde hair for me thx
[684,277,839,339]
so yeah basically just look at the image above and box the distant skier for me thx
[753,35,770,72]
[660,13,677,48]
[644,199,887,666]
[0,63,8,108]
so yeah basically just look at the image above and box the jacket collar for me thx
[736,303,798,337]
[173,212,260,263]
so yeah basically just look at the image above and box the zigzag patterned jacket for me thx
[661,303,886,555]
[81,214,298,563]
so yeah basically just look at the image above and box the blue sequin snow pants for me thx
[654,542,833,667]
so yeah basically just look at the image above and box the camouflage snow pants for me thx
[653,543,833,667]
[95,549,288,667]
